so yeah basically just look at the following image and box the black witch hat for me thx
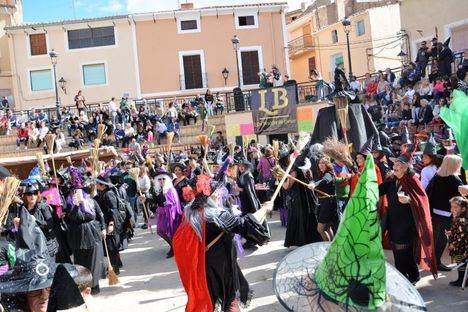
[47,265,86,312]
[0,207,77,294]
[358,135,374,156]
[423,133,437,156]
[401,126,411,145]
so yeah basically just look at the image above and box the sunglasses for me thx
[25,191,39,196]
[158,178,166,181]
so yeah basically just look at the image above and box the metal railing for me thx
[288,34,314,55]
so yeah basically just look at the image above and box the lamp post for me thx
[222,68,229,86]
[342,17,353,79]
[58,77,67,94]
[49,49,60,117]
[231,35,241,88]
[397,50,407,66]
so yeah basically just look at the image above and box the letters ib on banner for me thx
[250,85,298,135]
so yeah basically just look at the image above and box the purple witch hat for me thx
[69,166,84,189]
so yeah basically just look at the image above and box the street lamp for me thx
[58,77,67,94]
[231,35,241,88]
[49,49,60,117]
[222,68,229,86]
[342,17,353,79]
[397,50,407,66]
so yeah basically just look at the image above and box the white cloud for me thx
[100,0,125,13]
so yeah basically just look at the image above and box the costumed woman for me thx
[154,169,182,258]
[173,175,272,312]
[66,167,106,295]
[308,156,337,241]
[95,173,124,275]
[236,159,262,249]
[280,151,321,247]
[171,162,190,207]
[379,151,438,284]
[12,182,59,259]
[350,137,383,195]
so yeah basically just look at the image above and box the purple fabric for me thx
[66,192,95,216]
[0,264,9,276]
[279,206,288,227]
[156,187,182,238]
[257,156,275,179]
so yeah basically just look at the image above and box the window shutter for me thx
[241,51,260,85]
[30,34,47,56]
[183,55,203,89]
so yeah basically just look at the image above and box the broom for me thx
[102,237,119,285]
[333,96,350,152]
[166,131,175,172]
[45,134,57,179]
[273,140,279,160]
[128,167,153,234]
[197,135,209,160]
[0,177,21,225]
[97,123,107,141]
[36,153,47,180]
[228,143,235,157]
[271,166,332,198]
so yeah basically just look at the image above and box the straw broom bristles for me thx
[128,167,153,234]
[198,135,209,159]
[333,96,350,149]
[273,140,279,160]
[36,153,47,179]
[97,124,107,141]
[45,134,57,178]
[0,177,21,225]
[103,238,119,285]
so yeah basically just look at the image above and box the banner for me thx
[250,85,298,135]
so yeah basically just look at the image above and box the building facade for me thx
[399,0,468,60]
[134,2,289,98]
[287,0,401,83]
[0,0,22,106]
[5,14,140,111]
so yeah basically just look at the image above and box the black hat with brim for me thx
[170,162,187,172]
[22,183,40,194]
[237,158,253,170]
[46,265,85,312]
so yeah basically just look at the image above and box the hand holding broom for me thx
[128,167,153,234]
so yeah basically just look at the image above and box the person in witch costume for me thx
[95,173,123,275]
[379,151,438,284]
[400,126,412,155]
[170,162,190,207]
[280,151,321,247]
[419,133,443,189]
[65,166,106,295]
[153,169,182,258]
[350,136,382,196]
[274,155,427,311]
[0,206,78,312]
[46,265,87,312]
[173,174,271,312]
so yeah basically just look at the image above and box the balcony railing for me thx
[288,34,314,55]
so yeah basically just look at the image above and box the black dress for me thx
[205,210,269,311]
[314,171,338,224]
[67,199,106,288]
[237,172,260,215]
[173,177,190,206]
[284,169,321,247]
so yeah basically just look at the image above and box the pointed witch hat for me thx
[273,155,426,311]
[47,265,86,312]
[357,135,374,156]
[401,126,412,145]
[423,133,437,156]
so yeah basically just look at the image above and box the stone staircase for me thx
[0,115,227,158]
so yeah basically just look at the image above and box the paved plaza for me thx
[95,213,468,311]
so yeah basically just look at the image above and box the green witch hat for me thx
[314,154,385,309]
[273,155,426,311]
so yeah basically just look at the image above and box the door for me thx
[183,55,203,89]
[241,51,260,86]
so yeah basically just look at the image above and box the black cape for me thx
[311,104,378,153]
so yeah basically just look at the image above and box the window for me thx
[68,26,115,50]
[238,16,255,26]
[30,69,52,92]
[331,30,338,43]
[182,55,203,89]
[29,34,47,56]
[82,63,107,86]
[356,20,365,36]
[308,57,316,75]
[180,20,198,31]
[241,51,260,85]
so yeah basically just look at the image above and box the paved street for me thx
[95,213,468,311]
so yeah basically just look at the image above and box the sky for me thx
[23,0,311,23]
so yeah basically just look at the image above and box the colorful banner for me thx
[297,106,314,132]
[224,112,255,137]
[250,85,298,135]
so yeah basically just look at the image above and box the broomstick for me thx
[334,96,350,152]
[166,131,175,172]
[97,123,107,141]
[102,236,119,285]
[36,153,47,180]
[128,167,153,234]
[45,134,57,179]
[273,140,279,160]
[0,177,21,225]
[271,166,333,198]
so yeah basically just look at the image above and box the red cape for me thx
[399,173,438,278]
[173,212,213,312]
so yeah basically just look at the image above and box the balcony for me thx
[288,34,314,57]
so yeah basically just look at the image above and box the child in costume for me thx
[446,196,468,287]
